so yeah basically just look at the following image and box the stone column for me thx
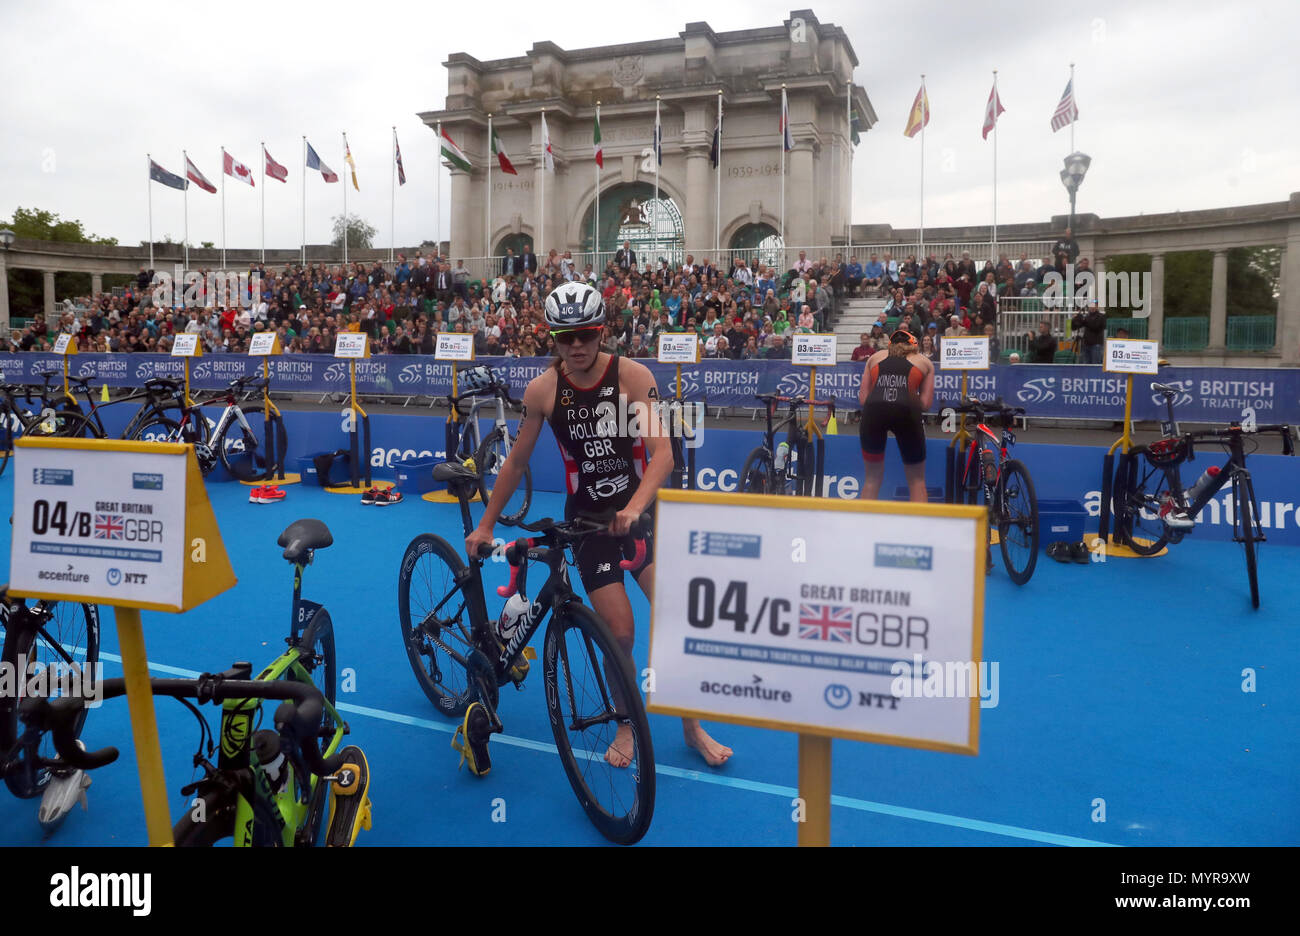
[1280,229,1300,364]
[1149,252,1165,347]
[449,168,475,261]
[43,270,56,320]
[788,143,815,248]
[1209,249,1228,350]
[0,250,9,334]
[680,101,711,257]
[91,273,103,296]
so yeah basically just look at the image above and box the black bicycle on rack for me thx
[1111,382,1295,608]
[444,364,531,525]
[952,396,1040,585]
[397,461,655,845]
[739,393,828,496]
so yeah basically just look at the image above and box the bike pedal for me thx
[451,702,492,777]
[38,747,92,834]
[324,745,372,847]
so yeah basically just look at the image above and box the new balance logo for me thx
[598,386,615,397]
[596,562,612,573]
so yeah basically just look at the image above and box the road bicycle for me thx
[1111,382,1295,608]
[739,393,825,496]
[952,396,1039,586]
[19,518,369,846]
[0,378,95,476]
[0,590,100,830]
[53,373,192,442]
[444,363,531,525]
[397,461,655,844]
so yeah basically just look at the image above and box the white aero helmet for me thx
[544,282,605,332]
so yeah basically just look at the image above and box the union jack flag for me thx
[798,604,853,642]
[94,514,124,540]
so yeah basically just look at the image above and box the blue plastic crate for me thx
[297,451,353,488]
[394,457,441,495]
[1038,498,1086,549]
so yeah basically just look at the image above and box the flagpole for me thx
[487,114,493,259]
[715,89,722,256]
[919,75,926,254]
[435,121,442,258]
[780,85,787,259]
[992,69,999,254]
[540,109,546,265]
[653,95,661,265]
[147,154,154,270]
[391,126,397,264]
[846,81,853,252]
[221,146,227,270]
[594,103,600,263]
[342,132,348,266]
[301,136,306,267]
[260,143,266,264]
[182,149,190,271]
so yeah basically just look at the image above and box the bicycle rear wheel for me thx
[543,603,655,845]
[739,446,775,494]
[1113,448,1172,555]
[218,418,270,482]
[0,600,101,799]
[997,459,1039,586]
[474,427,531,526]
[397,534,475,718]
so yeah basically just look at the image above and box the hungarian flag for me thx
[265,147,288,183]
[904,83,930,138]
[395,134,407,185]
[186,155,216,193]
[149,159,186,191]
[982,82,1005,140]
[344,135,359,191]
[540,114,554,171]
[441,128,471,172]
[593,109,603,168]
[223,150,255,186]
[305,141,338,182]
[491,127,516,175]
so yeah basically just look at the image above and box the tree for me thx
[331,214,376,250]
[4,207,118,318]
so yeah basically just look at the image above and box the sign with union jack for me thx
[798,604,853,642]
[94,514,124,540]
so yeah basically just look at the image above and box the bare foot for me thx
[684,722,733,767]
[605,724,635,768]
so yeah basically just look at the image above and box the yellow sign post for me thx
[52,334,79,406]
[327,333,383,494]
[425,334,478,504]
[247,332,299,485]
[7,437,237,845]
[169,332,203,406]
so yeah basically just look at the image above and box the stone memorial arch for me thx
[419,9,877,261]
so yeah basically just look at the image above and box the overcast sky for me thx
[2,0,1296,254]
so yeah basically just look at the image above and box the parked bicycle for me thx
[0,377,94,476]
[0,590,100,831]
[739,393,827,497]
[1111,382,1295,608]
[397,461,655,845]
[444,364,531,525]
[952,396,1040,585]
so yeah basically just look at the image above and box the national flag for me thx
[540,114,554,172]
[1051,78,1079,132]
[149,159,186,191]
[491,127,516,175]
[982,82,1006,140]
[653,107,662,166]
[850,110,863,146]
[223,151,255,186]
[780,89,793,152]
[593,109,603,168]
[440,129,472,172]
[305,142,338,182]
[94,514,124,540]
[710,106,723,169]
[264,148,288,183]
[904,83,930,138]
[344,136,359,191]
[797,604,853,642]
[185,155,216,193]
[395,134,407,185]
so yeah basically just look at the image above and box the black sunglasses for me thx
[552,328,600,346]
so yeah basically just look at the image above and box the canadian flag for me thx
[223,151,255,187]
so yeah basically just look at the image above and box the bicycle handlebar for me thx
[495,512,654,598]
[953,396,1025,418]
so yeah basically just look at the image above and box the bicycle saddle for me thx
[433,462,477,483]
[1151,383,1177,394]
[277,519,333,564]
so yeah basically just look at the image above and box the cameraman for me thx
[1071,300,1107,365]
[1026,320,1058,363]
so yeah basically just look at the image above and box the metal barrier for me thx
[996,297,1078,358]
[1226,315,1276,351]
[1163,317,1209,351]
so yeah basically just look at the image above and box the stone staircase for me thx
[832,298,889,361]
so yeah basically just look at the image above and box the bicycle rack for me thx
[944,373,972,505]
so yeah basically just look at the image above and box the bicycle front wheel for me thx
[474,427,531,526]
[1113,448,1172,556]
[543,603,655,845]
[218,418,270,482]
[739,446,775,494]
[397,534,475,718]
[294,607,337,846]
[0,601,101,799]
[998,459,1040,586]
[1235,470,1260,609]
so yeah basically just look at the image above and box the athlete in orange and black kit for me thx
[858,330,935,501]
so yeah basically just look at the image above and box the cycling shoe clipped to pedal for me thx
[38,742,92,834]
[451,702,493,777]
[324,745,373,847]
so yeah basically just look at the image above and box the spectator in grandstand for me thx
[794,251,812,275]
[862,253,884,293]
[984,323,1001,362]
[765,334,791,359]
[1052,227,1080,267]
[851,331,874,362]
[922,332,940,363]
[845,256,864,296]
[1071,300,1106,365]
[616,240,637,272]
[1027,320,1058,363]
[1008,352,1021,363]
[741,335,762,360]
[815,277,833,328]
[520,245,538,274]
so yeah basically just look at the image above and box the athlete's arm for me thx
[610,360,673,536]
[858,351,882,407]
[918,356,936,410]
[465,374,549,558]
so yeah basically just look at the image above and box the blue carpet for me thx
[0,472,1296,846]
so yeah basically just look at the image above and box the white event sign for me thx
[170,334,201,357]
[334,333,369,358]
[1103,338,1160,375]
[53,334,75,355]
[436,333,476,361]
[647,491,987,754]
[248,332,279,356]
[791,334,837,367]
[941,336,990,371]
[658,333,700,364]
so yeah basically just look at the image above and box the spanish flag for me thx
[904,83,929,138]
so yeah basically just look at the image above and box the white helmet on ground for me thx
[544,282,605,332]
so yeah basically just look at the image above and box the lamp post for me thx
[0,228,14,336]
[1059,152,1091,230]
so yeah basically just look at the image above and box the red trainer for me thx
[373,489,403,506]
[259,486,286,503]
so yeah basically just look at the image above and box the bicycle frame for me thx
[452,389,511,461]
[759,399,811,489]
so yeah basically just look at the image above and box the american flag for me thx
[1051,78,1079,132]
[798,604,853,642]
[94,514,124,540]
